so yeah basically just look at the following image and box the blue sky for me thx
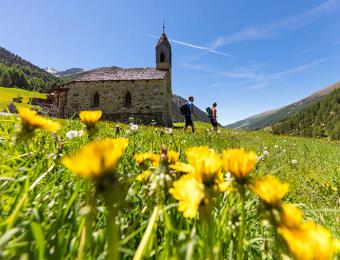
[1,0,340,124]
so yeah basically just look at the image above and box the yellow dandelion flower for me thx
[136,169,152,182]
[169,162,195,174]
[249,176,289,206]
[280,203,303,229]
[79,110,102,126]
[134,152,160,165]
[167,150,180,165]
[62,138,128,180]
[17,105,61,133]
[186,146,222,185]
[216,181,234,192]
[278,221,340,260]
[222,148,257,181]
[169,174,204,218]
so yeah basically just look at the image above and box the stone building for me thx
[53,32,173,126]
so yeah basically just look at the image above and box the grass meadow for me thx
[0,114,339,259]
[0,87,46,111]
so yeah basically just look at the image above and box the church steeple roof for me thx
[156,32,171,48]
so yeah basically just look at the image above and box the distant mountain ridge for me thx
[44,67,85,77]
[0,47,50,76]
[225,82,340,130]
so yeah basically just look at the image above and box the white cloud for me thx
[267,58,328,80]
[211,0,339,48]
[247,82,269,90]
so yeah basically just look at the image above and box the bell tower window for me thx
[160,52,165,63]
[93,92,99,107]
[124,91,132,108]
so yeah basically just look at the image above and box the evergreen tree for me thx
[0,70,12,87]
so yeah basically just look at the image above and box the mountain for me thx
[56,68,84,77]
[43,66,58,75]
[273,88,340,139]
[225,81,340,130]
[172,95,210,123]
[0,47,60,92]
[44,67,85,77]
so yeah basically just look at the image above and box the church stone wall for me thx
[59,79,172,126]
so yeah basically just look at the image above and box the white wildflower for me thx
[78,130,84,137]
[274,145,279,149]
[66,130,78,139]
[130,124,138,131]
[291,159,298,165]
[263,151,269,155]
[164,127,173,134]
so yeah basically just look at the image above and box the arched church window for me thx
[93,92,99,107]
[124,91,132,108]
[160,52,165,63]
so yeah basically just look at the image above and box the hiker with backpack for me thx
[206,102,218,131]
[180,96,195,133]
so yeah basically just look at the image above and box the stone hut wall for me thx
[57,79,172,126]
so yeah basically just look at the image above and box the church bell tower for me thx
[156,29,171,71]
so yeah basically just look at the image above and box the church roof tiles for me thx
[72,67,167,82]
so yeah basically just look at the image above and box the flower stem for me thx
[85,184,97,251]
[106,204,119,260]
[236,184,245,260]
[133,205,159,260]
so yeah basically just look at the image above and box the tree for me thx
[0,70,12,87]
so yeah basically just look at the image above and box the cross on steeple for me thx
[162,20,165,33]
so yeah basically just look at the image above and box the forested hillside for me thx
[226,82,340,130]
[0,47,60,92]
[273,88,340,139]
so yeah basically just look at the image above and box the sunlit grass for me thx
[0,115,339,259]
[0,87,46,111]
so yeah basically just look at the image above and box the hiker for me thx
[206,102,218,131]
[181,96,195,133]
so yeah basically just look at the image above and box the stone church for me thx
[53,32,173,126]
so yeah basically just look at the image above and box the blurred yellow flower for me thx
[17,105,61,133]
[135,150,179,168]
[222,148,257,181]
[136,169,152,182]
[278,221,340,260]
[167,150,180,165]
[216,181,234,193]
[280,203,303,229]
[169,174,204,218]
[169,162,195,174]
[134,152,160,165]
[62,138,128,180]
[249,176,289,206]
[79,110,102,126]
[186,146,222,185]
